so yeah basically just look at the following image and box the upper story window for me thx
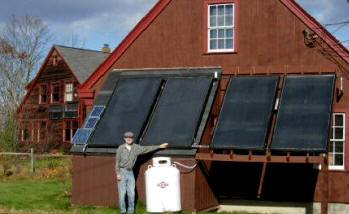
[208,3,235,52]
[51,83,60,103]
[329,113,346,170]
[39,84,48,104]
[65,83,74,102]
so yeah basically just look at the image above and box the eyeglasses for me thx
[124,136,133,139]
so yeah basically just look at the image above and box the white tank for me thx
[145,157,181,213]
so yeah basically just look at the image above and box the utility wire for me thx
[324,20,349,27]
[332,22,349,34]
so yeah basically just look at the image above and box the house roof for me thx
[78,0,349,98]
[55,45,110,83]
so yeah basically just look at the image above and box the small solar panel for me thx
[211,76,279,150]
[141,76,212,148]
[90,106,105,117]
[71,129,92,144]
[271,75,335,152]
[84,117,99,129]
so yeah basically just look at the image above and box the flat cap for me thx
[124,131,134,138]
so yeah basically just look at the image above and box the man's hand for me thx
[117,173,122,180]
[159,143,168,149]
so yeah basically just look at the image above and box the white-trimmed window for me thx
[329,113,345,170]
[208,3,234,52]
[65,83,73,102]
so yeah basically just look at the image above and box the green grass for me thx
[0,157,272,214]
[0,179,71,211]
[0,178,268,214]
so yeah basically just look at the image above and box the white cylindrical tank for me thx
[145,157,181,213]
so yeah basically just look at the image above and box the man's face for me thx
[124,136,133,145]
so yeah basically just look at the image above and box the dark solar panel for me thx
[141,76,212,148]
[94,72,120,105]
[211,76,279,150]
[271,75,335,152]
[89,78,162,146]
[72,129,92,144]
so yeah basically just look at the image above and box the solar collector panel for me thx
[211,76,279,150]
[88,78,162,147]
[271,75,335,152]
[141,76,213,148]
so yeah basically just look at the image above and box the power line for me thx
[332,22,349,34]
[324,20,349,27]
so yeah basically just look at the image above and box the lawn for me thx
[0,157,268,214]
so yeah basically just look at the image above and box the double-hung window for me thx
[51,83,60,103]
[208,3,235,52]
[329,113,346,170]
[39,84,48,104]
[65,83,74,102]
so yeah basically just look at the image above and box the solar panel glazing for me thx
[84,117,99,129]
[89,78,162,146]
[90,106,105,117]
[141,76,212,148]
[71,129,92,144]
[271,75,335,152]
[211,76,279,150]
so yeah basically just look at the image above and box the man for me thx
[115,131,168,214]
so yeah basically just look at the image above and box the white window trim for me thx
[64,83,74,102]
[207,3,235,53]
[329,113,345,170]
[21,129,24,141]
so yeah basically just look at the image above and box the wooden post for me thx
[321,155,328,214]
[257,162,267,199]
[30,148,35,173]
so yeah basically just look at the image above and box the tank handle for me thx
[158,160,168,165]
[172,164,177,168]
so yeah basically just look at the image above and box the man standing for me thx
[115,131,168,214]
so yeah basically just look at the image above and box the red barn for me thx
[71,0,349,214]
[16,45,110,151]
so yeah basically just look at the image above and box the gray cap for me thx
[124,131,134,138]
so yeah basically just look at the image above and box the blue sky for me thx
[0,0,348,51]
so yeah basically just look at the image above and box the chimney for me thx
[102,44,111,53]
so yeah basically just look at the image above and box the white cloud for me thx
[295,0,349,24]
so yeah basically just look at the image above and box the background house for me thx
[16,45,110,152]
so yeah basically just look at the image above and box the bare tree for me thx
[0,15,52,117]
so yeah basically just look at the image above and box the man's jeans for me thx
[117,168,135,213]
